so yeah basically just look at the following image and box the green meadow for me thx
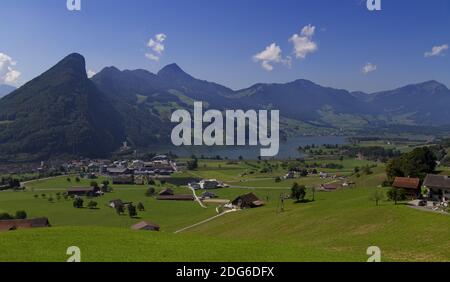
[0,159,449,262]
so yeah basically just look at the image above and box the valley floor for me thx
[1,159,449,262]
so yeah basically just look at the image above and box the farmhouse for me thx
[67,186,100,197]
[157,194,195,201]
[109,199,123,208]
[131,221,160,231]
[107,167,131,175]
[159,188,174,196]
[320,183,340,191]
[392,177,421,198]
[189,179,228,190]
[201,191,217,199]
[0,217,51,232]
[112,175,134,185]
[232,193,264,209]
[423,174,450,202]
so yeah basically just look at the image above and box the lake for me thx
[147,136,348,160]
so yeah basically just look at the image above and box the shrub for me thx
[115,204,124,215]
[128,204,138,218]
[87,201,98,209]
[291,182,307,202]
[73,197,84,208]
[0,212,13,220]
[15,211,27,219]
[145,187,156,197]
[137,202,145,211]
[387,188,407,205]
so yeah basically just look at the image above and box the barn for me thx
[232,193,264,209]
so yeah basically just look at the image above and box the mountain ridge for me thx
[1,53,449,161]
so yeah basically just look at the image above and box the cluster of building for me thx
[188,179,229,190]
[65,155,179,185]
[392,174,450,202]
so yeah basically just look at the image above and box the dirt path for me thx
[20,175,70,189]
[187,185,207,208]
[174,209,237,234]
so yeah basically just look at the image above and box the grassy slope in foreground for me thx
[185,187,450,262]
[0,226,350,262]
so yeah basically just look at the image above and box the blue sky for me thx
[0,0,449,92]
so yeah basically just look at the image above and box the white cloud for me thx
[0,53,21,85]
[87,69,97,78]
[253,43,291,71]
[289,24,318,59]
[146,33,167,61]
[145,53,160,62]
[424,44,448,58]
[362,62,377,75]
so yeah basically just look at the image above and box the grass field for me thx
[1,158,450,262]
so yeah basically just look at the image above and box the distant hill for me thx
[0,84,16,98]
[1,52,450,161]
[363,81,450,126]
[0,54,126,161]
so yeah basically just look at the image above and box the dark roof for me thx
[159,188,174,196]
[131,221,160,231]
[321,183,339,190]
[393,177,421,190]
[423,174,450,189]
[232,193,264,207]
[107,167,129,173]
[68,187,96,192]
[0,217,50,231]
[109,199,123,205]
[156,195,194,201]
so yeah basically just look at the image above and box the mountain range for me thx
[0,53,449,161]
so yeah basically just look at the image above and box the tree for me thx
[34,194,39,199]
[115,204,125,215]
[15,210,27,219]
[90,181,99,188]
[145,186,156,197]
[311,186,316,202]
[137,202,145,211]
[127,204,138,218]
[73,197,84,208]
[386,147,437,182]
[0,212,13,220]
[387,188,407,205]
[148,178,156,185]
[291,182,307,202]
[87,201,98,209]
[66,178,71,182]
[101,180,110,192]
[75,177,80,183]
[187,158,198,170]
[371,189,384,206]
[48,196,54,203]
